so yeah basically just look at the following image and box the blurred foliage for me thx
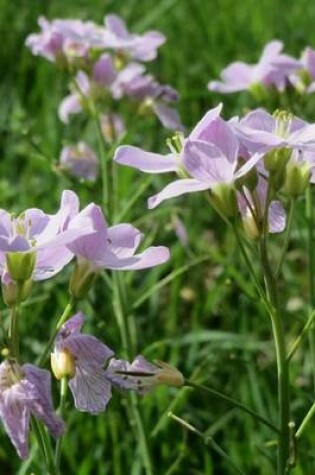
[1,0,315,474]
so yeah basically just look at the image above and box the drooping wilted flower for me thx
[59,142,99,181]
[0,360,64,459]
[208,40,301,94]
[51,313,113,414]
[106,355,184,394]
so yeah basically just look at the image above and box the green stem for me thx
[9,305,19,360]
[38,297,75,367]
[259,239,290,474]
[295,401,315,439]
[168,412,246,475]
[306,185,315,392]
[93,112,110,215]
[32,418,57,475]
[185,380,278,433]
[287,308,315,361]
[55,377,68,473]
[275,199,295,279]
[111,272,153,475]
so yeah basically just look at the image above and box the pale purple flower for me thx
[0,360,64,459]
[59,142,99,181]
[114,104,261,209]
[0,190,90,281]
[67,203,170,270]
[208,40,302,94]
[25,16,104,63]
[234,108,315,155]
[52,313,113,413]
[106,355,184,395]
[103,14,165,62]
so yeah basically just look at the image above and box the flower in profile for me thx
[301,47,315,93]
[0,190,84,282]
[59,142,99,181]
[51,313,114,413]
[0,360,64,459]
[103,14,165,62]
[208,40,301,94]
[101,113,125,144]
[106,355,184,394]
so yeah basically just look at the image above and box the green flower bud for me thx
[242,214,260,240]
[264,147,291,173]
[284,160,311,197]
[2,278,33,307]
[211,183,238,218]
[51,348,76,380]
[6,251,36,282]
[69,258,98,300]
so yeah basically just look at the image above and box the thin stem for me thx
[306,185,315,392]
[111,272,153,475]
[287,308,315,361]
[38,297,75,367]
[168,412,246,475]
[9,305,19,360]
[295,401,315,439]
[259,230,290,473]
[185,380,278,433]
[55,377,68,473]
[275,199,295,279]
[93,112,110,215]
[32,418,58,475]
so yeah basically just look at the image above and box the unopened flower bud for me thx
[2,278,33,307]
[211,183,238,218]
[153,361,185,387]
[6,251,36,282]
[242,214,260,240]
[69,258,97,300]
[264,147,291,173]
[284,160,311,197]
[51,348,76,380]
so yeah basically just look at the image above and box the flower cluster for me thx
[26,14,182,131]
[114,104,315,238]
[207,40,315,95]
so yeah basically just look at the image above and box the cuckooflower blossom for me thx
[103,14,165,62]
[0,360,64,459]
[0,190,84,281]
[59,142,99,181]
[208,40,301,94]
[106,355,184,395]
[114,104,261,209]
[51,313,113,413]
[67,203,170,271]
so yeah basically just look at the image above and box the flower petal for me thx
[114,145,178,173]
[148,179,210,209]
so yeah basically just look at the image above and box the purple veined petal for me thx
[0,210,13,237]
[23,365,64,438]
[33,245,74,281]
[2,235,31,252]
[0,390,30,459]
[189,103,223,140]
[152,103,183,131]
[58,93,82,124]
[148,178,211,209]
[234,152,263,180]
[268,200,286,233]
[192,117,239,163]
[239,109,275,134]
[183,140,235,185]
[107,224,142,258]
[289,124,315,151]
[63,334,114,366]
[208,62,254,93]
[99,246,170,270]
[69,363,112,414]
[23,209,50,237]
[57,313,84,340]
[114,145,178,174]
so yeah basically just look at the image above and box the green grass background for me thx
[1,0,315,473]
